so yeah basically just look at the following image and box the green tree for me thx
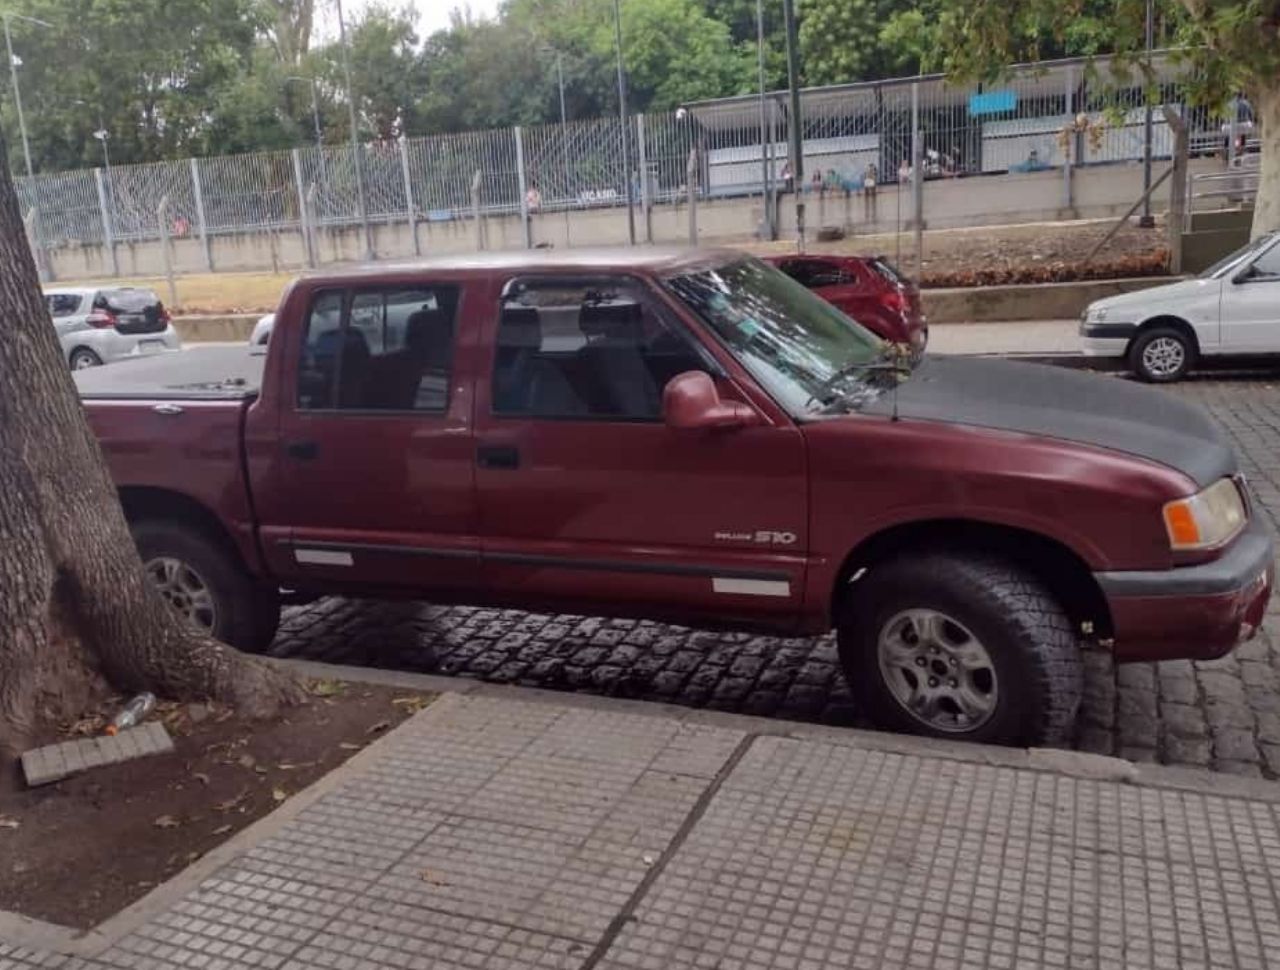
[922,0,1280,239]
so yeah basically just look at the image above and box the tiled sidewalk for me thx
[4,690,1280,970]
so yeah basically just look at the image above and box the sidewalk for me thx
[929,319,1083,359]
[5,670,1280,970]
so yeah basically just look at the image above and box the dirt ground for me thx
[0,681,432,930]
[59,216,1170,313]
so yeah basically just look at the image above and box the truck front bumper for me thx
[1096,517,1273,662]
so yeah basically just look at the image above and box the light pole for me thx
[285,75,324,156]
[781,0,805,250]
[539,47,573,242]
[756,0,773,240]
[334,0,373,259]
[1139,0,1155,228]
[3,12,54,179]
[612,0,636,245]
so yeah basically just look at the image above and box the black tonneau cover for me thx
[73,346,265,401]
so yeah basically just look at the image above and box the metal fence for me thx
[14,50,1242,257]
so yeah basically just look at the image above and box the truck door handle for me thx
[477,444,519,469]
[286,440,319,461]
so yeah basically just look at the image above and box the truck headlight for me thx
[1163,478,1246,550]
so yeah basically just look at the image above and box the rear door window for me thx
[46,294,82,317]
[297,286,460,412]
[95,288,162,315]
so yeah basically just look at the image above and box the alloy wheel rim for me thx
[876,608,999,733]
[1142,337,1185,377]
[146,556,217,632]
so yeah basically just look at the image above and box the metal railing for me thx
[13,50,1252,261]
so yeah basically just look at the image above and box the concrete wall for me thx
[43,158,1220,282]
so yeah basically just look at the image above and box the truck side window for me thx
[297,287,459,412]
[492,280,707,420]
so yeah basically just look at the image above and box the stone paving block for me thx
[21,725,174,787]
[597,736,1280,970]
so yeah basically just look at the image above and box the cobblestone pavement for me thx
[269,377,1280,778]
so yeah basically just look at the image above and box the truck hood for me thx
[862,356,1234,487]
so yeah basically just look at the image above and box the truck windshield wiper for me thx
[805,345,912,413]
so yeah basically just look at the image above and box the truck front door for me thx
[472,274,809,630]
[254,282,480,595]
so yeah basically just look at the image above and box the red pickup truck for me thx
[74,249,1272,748]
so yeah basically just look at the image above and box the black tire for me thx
[132,519,280,653]
[1128,326,1194,383]
[69,347,104,370]
[838,553,1082,746]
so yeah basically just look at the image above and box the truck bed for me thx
[73,346,266,400]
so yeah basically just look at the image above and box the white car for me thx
[1080,231,1280,382]
[45,287,182,370]
[249,313,274,346]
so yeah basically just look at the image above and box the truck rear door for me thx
[250,280,481,595]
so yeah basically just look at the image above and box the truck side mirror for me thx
[662,371,757,431]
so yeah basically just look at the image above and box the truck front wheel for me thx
[132,520,280,654]
[838,553,1082,746]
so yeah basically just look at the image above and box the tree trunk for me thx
[0,130,303,761]
[1163,105,1189,275]
[1250,81,1280,240]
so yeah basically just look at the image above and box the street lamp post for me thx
[285,75,324,157]
[1139,0,1155,228]
[552,51,572,242]
[781,0,805,250]
[756,0,773,240]
[334,0,373,260]
[612,0,636,245]
[3,12,54,179]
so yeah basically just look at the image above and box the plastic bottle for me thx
[105,692,156,736]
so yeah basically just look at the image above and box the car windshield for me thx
[1201,233,1278,279]
[665,257,900,417]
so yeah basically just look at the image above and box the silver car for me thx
[45,286,182,369]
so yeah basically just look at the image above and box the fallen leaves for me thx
[153,815,181,829]
[420,868,450,886]
[310,680,346,698]
[921,250,1171,289]
[271,788,288,804]
[0,816,20,830]
[391,696,431,714]
[366,720,391,735]
[214,789,252,814]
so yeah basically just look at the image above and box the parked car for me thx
[249,313,274,346]
[768,253,927,354]
[1080,231,1280,381]
[44,286,181,370]
[73,249,1270,748]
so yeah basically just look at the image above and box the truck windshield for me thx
[665,257,896,416]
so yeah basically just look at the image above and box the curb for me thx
[277,658,1280,805]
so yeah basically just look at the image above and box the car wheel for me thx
[132,519,281,654]
[1129,327,1193,383]
[69,347,104,370]
[837,553,1082,746]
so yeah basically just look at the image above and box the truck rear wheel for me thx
[132,520,280,654]
[838,553,1082,746]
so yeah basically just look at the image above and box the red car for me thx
[769,253,927,354]
[75,248,1270,748]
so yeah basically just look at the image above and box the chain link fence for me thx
[16,51,1240,263]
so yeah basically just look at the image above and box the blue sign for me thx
[969,90,1018,116]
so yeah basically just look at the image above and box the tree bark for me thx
[1249,81,1280,241]
[1163,105,1189,275]
[0,130,303,760]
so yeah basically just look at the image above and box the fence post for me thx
[22,207,50,282]
[515,126,531,249]
[399,137,419,256]
[637,115,652,244]
[306,182,320,266]
[93,167,119,277]
[911,81,923,278]
[156,194,177,308]
[291,149,315,269]
[471,169,485,251]
[1063,65,1075,212]
[190,158,213,272]
[686,148,698,245]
